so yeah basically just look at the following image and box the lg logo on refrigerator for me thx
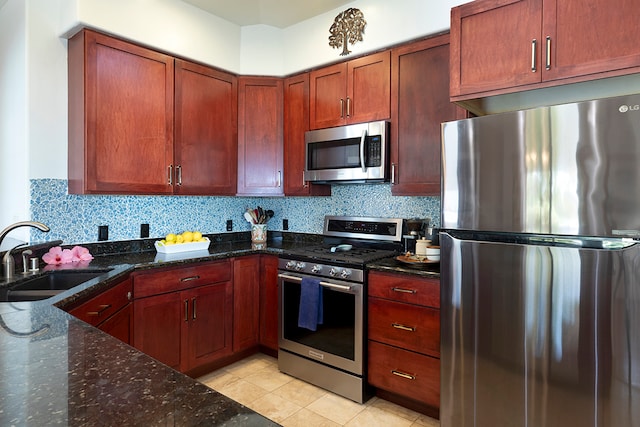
[619,104,640,113]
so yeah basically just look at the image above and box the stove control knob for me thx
[285,260,296,270]
[311,265,322,274]
[340,269,352,279]
[295,262,306,271]
[329,268,339,277]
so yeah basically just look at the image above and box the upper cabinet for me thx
[450,0,640,102]
[309,51,391,129]
[283,73,331,196]
[391,34,466,196]
[68,29,237,195]
[237,77,284,196]
[174,60,237,195]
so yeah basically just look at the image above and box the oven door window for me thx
[282,281,356,361]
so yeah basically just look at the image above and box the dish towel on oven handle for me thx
[298,277,324,331]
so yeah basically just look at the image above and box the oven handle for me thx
[278,273,353,292]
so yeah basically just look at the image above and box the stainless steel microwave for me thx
[303,120,390,184]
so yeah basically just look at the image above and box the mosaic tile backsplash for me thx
[30,179,441,245]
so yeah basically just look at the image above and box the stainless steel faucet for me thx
[0,221,50,280]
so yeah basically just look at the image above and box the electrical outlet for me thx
[140,223,150,238]
[283,219,289,230]
[226,219,233,231]
[98,225,109,241]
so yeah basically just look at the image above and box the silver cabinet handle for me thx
[531,39,537,72]
[391,322,416,332]
[277,170,282,187]
[302,171,308,188]
[346,97,351,117]
[391,370,416,380]
[176,165,182,186]
[545,36,551,70]
[391,163,396,185]
[184,299,189,322]
[167,164,173,185]
[127,291,132,301]
[192,297,197,320]
[391,287,416,294]
[180,275,200,282]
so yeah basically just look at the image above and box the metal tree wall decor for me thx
[328,8,366,56]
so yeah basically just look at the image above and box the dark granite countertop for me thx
[367,256,440,279]
[0,234,321,426]
[0,304,277,426]
[0,232,436,425]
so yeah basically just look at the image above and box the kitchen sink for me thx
[1,269,113,302]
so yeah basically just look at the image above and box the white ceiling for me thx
[182,0,354,28]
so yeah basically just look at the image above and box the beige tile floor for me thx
[198,353,440,427]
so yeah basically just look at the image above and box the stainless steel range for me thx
[277,216,403,403]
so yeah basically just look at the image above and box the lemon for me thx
[165,233,177,243]
[176,234,184,244]
[193,231,202,241]
[182,231,194,243]
[165,241,175,245]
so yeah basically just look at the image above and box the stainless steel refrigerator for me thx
[440,93,640,427]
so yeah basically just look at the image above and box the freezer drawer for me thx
[440,232,640,427]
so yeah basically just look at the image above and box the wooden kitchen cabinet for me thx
[237,77,284,195]
[390,34,466,196]
[283,73,331,196]
[132,260,233,373]
[68,29,238,195]
[367,270,441,415]
[259,255,279,352]
[450,0,640,101]
[233,256,260,352]
[67,276,133,345]
[309,51,390,129]
[68,29,174,195]
[174,59,237,195]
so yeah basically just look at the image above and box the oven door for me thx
[278,272,364,375]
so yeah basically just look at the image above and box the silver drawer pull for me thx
[391,323,416,332]
[180,275,200,282]
[391,370,416,380]
[391,287,416,294]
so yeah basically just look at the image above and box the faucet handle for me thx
[21,249,33,274]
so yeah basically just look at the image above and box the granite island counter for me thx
[0,235,314,426]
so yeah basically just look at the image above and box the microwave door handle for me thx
[360,129,367,172]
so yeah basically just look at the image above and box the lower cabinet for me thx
[259,255,279,352]
[67,276,133,345]
[132,260,233,373]
[367,270,441,414]
[233,256,260,352]
[67,255,280,375]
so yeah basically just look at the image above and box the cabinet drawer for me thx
[368,297,440,357]
[69,277,132,327]
[368,271,439,308]
[368,340,439,408]
[133,260,231,298]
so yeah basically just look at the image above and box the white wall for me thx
[0,0,29,241]
[59,0,242,72]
